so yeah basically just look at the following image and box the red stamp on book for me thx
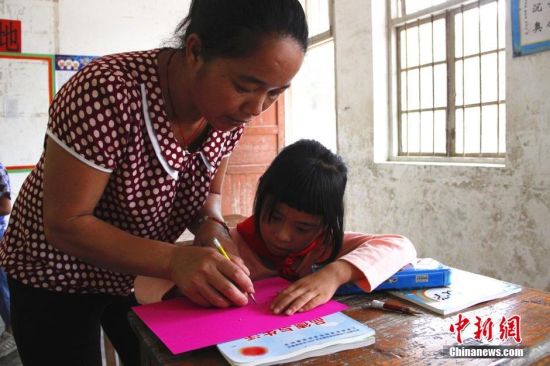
[0,19,21,52]
[449,314,522,344]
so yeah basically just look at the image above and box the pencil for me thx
[212,238,257,304]
[369,299,420,315]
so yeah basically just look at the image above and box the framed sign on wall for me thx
[512,0,550,56]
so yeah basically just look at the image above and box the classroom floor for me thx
[0,317,22,366]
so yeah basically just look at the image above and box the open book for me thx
[217,312,375,366]
[389,267,522,316]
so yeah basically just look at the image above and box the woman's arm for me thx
[43,138,175,277]
[42,140,253,307]
[134,156,252,305]
[188,156,230,243]
[188,156,248,269]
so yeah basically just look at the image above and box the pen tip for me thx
[249,293,257,304]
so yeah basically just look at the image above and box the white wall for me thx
[334,0,550,291]
[286,41,337,152]
[0,0,190,198]
[0,0,58,54]
[57,0,190,55]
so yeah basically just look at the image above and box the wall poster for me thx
[512,0,550,56]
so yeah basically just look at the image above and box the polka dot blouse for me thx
[0,49,244,296]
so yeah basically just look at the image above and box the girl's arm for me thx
[271,233,417,315]
[334,232,418,291]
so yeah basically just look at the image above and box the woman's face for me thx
[259,202,323,257]
[189,35,304,132]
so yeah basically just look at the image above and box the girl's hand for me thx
[270,261,362,315]
[270,270,339,315]
[168,245,254,308]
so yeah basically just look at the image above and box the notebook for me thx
[217,312,375,366]
[389,267,522,315]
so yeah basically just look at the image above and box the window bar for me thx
[446,10,456,157]
[461,5,465,157]
[478,1,483,156]
[329,0,334,36]
[396,27,403,156]
[395,0,399,17]
[417,18,422,154]
[405,24,410,155]
[496,0,501,154]
[431,15,436,155]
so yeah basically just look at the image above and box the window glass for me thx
[299,0,330,37]
[287,41,336,151]
[394,0,505,159]
[404,0,448,15]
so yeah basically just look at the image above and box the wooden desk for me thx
[128,288,550,365]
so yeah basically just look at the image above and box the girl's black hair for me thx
[175,0,308,61]
[254,139,348,264]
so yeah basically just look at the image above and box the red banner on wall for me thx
[0,19,22,52]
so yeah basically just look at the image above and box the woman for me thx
[0,0,307,364]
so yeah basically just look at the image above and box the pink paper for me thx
[132,277,347,354]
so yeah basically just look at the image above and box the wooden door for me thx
[221,98,285,216]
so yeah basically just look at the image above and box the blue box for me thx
[333,258,452,295]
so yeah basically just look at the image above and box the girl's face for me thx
[259,202,323,257]
[189,35,304,132]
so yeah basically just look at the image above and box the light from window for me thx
[287,41,336,151]
[393,0,506,159]
[299,0,331,37]
[288,0,336,151]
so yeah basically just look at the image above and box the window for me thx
[390,0,506,161]
[287,0,336,151]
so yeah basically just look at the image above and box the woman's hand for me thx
[192,216,251,276]
[270,260,363,315]
[168,245,254,308]
[193,216,232,249]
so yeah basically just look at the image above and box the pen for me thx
[369,299,420,315]
[212,238,257,304]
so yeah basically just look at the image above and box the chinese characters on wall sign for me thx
[0,19,21,52]
[512,0,550,55]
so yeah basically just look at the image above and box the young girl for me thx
[136,139,416,315]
